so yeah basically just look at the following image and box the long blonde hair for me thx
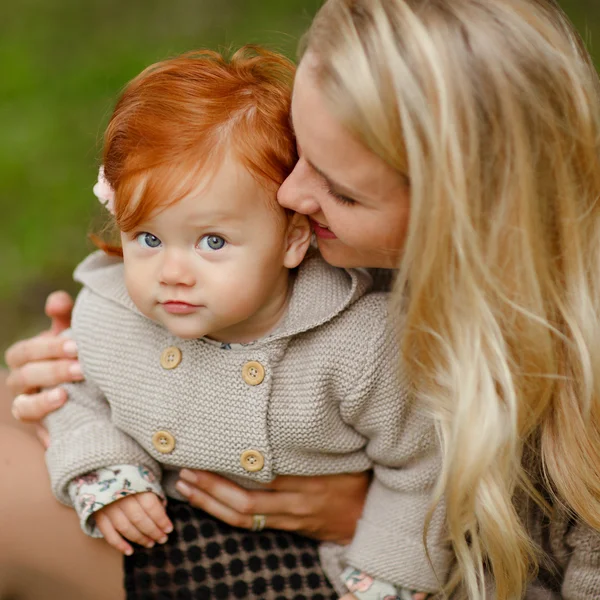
[303,0,600,597]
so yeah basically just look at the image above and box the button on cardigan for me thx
[44,250,451,593]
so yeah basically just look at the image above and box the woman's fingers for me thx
[175,471,313,534]
[45,291,74,334]
[5,336,78,371]
[175,480,253,529]
[178,469,310,517]
[7,358,82,400]
[176,478,305,532]
[177,470,370,543]
[11,388,68,422]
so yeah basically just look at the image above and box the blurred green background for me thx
[1,0,598,356]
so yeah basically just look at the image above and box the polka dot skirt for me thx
[124,500,338,599]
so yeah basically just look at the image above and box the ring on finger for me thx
[251,514,267,532]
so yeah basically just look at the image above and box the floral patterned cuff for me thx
[341,567,432,600]
[68,464,165,537]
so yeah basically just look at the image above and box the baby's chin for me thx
[148,313,212,340]
[162,322,211,340]
[136,304,211,340]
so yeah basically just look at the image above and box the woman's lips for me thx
[161,301,201,315]
[311,219,337,240]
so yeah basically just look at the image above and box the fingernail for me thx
[179,469,197,483]
[68,363,84,379]
[159,536,168,544]
[175,481,191,497]
[125,548,133,556]
[48,388,65,408]
[146,542,155,549]
[164,523,173,534]
[11,403,21,420]
[63,340,78,356]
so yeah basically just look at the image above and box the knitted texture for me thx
[44,251,451,593]
[521,496,600,599]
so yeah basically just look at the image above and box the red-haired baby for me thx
[44,47,448,599]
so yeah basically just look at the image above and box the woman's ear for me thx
[283,212,312,269]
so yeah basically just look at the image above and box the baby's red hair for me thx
[95,46,296,253]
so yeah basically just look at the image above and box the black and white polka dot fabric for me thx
[124,500,338,599]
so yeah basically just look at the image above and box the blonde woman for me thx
[4,0,600,598]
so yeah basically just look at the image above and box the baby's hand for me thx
[94,491,173,555]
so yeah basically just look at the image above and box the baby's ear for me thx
[283,212,312,269]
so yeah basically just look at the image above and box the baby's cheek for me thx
[125,279,153,319]
[222,279,264,317]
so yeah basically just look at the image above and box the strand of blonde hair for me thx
[304,1,600,597]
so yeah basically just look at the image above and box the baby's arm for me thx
[43,374,167,538]
[339,300,451,595]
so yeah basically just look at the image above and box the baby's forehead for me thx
[150,188,287,229]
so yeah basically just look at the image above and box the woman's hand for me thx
[5,291,81,423]
[175,469,371,544]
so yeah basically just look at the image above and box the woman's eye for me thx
[198,235,226,251]
[136,232,162,248]
[323,182,357,206]
[331,192,356,206]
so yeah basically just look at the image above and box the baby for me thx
[44,47,449,598]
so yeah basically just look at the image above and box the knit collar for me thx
[73,250,372,342]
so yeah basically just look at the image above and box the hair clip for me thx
[93,165,115,215]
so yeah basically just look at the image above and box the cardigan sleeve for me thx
[44,374,162,508]
[339,308,451,593]
[68,464,166,537]
[561,517,600,599]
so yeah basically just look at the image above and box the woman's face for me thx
[277,56,410,269]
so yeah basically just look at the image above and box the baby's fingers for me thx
[95,511,135,556]
[122,494,170,544]
[99,505,156,549]
[137,493,173,539]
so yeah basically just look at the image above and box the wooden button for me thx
[241,361,265,386]
[240,449,265,472]
[152,430,176,454]
[160,346,182,370]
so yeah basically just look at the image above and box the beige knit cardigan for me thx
[44,251,451,594]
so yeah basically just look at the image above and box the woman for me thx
[5,0,600,598]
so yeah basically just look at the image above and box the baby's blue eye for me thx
[136,233,162,248]
[198,235,226,251]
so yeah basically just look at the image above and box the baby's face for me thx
[121,154,305,342]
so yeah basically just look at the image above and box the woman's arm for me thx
[5,291,82,422]
[175,468,370,544]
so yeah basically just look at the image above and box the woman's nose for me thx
[277,159,321,215]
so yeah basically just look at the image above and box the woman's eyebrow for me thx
[304,157,357,198]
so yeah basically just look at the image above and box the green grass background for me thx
[1,0,598,355]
